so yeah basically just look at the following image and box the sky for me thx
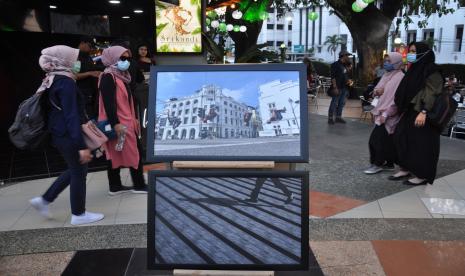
[155,71,299,113]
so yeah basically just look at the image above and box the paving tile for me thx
[310,241,386,276]
[329,201,383,218]
[11,207,68,230]
[372,240,465,276]
[310,190,366,218]
[421,198,465,216]
[115,193,147,223]
[0,210,28,231]
[413,181,464,200]
[378,188,430,214]
[0,195,36,211]
[449,185,465,200]
[382,211,432,218]
[442,170,465,188]
[0,251,75,276]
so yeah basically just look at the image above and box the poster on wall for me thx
[146,64,309,162]
[155,0,202,53]
[147,170,309,270]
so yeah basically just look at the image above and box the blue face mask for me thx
[383,62,395,72]
[117,60,130,71]
[406,53,417,63]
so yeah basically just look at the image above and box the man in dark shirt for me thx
[328,50,351,125]
[76,37,103,119]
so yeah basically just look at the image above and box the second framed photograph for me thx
[147,170,309,270]
[147,64,309,162]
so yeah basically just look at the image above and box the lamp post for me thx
[288,98,300,130]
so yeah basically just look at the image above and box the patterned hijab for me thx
[101,46,132,84]
[37,45,79,93]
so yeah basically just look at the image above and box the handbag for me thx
[82,121,108,150]
[326,84,340,97]
[96,120,117,140]
[428,90,458,130]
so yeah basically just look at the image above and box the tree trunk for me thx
[344,8,392,85]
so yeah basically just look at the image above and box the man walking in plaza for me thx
[328,50,351,124]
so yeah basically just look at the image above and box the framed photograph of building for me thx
[147,64,309,162]
[155,0,203,53]
[147,170,309,270]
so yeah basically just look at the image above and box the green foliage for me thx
[324,35,344,60]
[192,27,202,35]
[202,32,225,63]
[156,23,168,37]
[235,43,279,63]
[157,44,170,52]
[312,61,331,77]
[239,0,271,22]
[193,44,202,53]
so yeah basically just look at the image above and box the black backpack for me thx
[8,91,51,150]
[428,89,458,130]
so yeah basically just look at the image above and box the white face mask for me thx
[117,60,130,71]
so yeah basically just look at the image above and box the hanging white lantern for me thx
[226,24,234,31]
[239,25,247,32]
[232,10,243,20]
[284,11,293,21]
[211,20,219,28]
[355,0,369,9]
[206,26,210,32]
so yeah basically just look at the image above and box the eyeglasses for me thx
[120,56,129,61]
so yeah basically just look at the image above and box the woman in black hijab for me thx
[390,42,444,185]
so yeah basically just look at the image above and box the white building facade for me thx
[157,85,254,140]
[259,1,465,64]
[258,80,301,137]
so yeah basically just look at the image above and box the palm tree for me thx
[324,35,344,61]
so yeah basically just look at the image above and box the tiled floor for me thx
[329,169,465,219]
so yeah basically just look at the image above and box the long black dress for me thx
[393,109,440,183]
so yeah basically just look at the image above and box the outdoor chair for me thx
[307,80,321,110]
[450,106,465,139]
[359,96,374,122]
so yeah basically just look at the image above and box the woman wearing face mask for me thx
[98,46,147,195]
[364,52,405,175]
[391,42,444,185]
[29,45,104,225]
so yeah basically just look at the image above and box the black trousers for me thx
[369,124,396,167]
[250,178,292,200]
[107,138,145,189]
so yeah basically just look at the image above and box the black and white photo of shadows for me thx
[152,176,306,267]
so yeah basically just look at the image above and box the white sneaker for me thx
[29,197,51,218]
[71,211,104,225]
[364,165,383,175]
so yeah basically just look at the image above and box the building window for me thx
[172,104,177,108]
[455,25,464,52]
[192,117,197,123]
[184,118,188,124]
[193,107,197,113]
[185,109,189,114]
[266,41,274,47]
[171,111,175,117]
[277,41,284,47]
[267,24,274,30]
[407,31,417,44]
[178,110,182,116]
[287,120,291,127]
[423,29,434,41]
[231,118,233,125]
[230,111,233,115]
[277,24,284,30]
[194,99,198,104]
[268,103,276,108]
[224,101,227,105]
[186,101,190,105]
[179,103,183,107]
[225,117,228,124]
[288,25,292,31]
[292,119,296,125]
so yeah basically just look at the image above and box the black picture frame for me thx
[147,170,309,271]
[154,0,205,55]
[146,64,309,162]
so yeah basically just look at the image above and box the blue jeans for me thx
[42,136,87,215]
[328,88,347,118]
